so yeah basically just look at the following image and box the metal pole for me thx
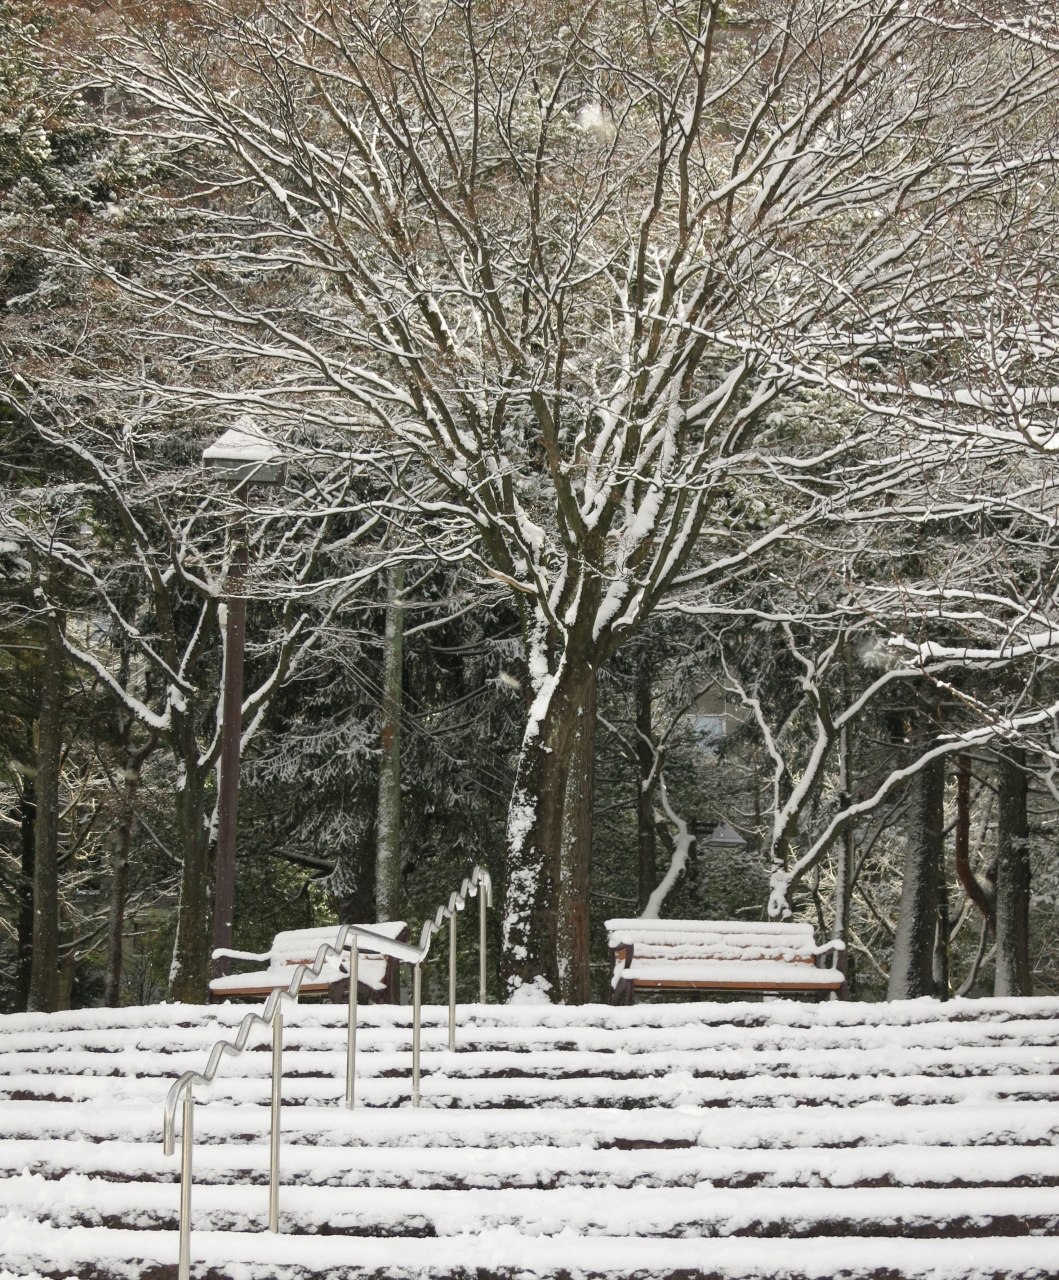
[178,1087,192,1280]
[412,963,421,1107]
[269,1008,282,1232]
[345,936,358,1109]
[479,884,487,1004]
[212,487,248,981]
[448,910,457,1052]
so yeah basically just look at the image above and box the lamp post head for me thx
[203,419,286,486]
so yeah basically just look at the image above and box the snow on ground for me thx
[2,997,1059,1277]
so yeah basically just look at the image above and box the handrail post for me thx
[178,1087,192,1280]
[269,1009,282,1232]
[412,962,421,1107]
[448,909,457,1052]
[346,935,358,1109]
[479,881,487,1004]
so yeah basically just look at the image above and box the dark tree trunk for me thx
[502,655,596,999]
[28,601,64,1013]
[557,667,595,1003]
[169,762,212,1003]
[16,769,36,1011]
[888,752,945,1001]
[634,660,657,914]
[330,785,378,925]
[995,747,1032,997]
[105,765,141,1008]
[831,654,854,948]
[933,823,951,1001]
[954,755,995,928]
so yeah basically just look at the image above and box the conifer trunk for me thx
[330,782,378,925]
[995,747,1032,997]
[888,753,944,1000]
[16,766,35,1011]
[933,833,951,1001]
[376,563,404,922]
[105,766,140,1008]
[28,598,64,1013]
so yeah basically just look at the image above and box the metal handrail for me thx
[165,864,492,1280]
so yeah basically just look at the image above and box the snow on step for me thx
[6,1221,1059,1280]
[4,1098,1058,1151]
[7,1068,1059,1111]
[3,997,1059,1279]
[7,1138,1059,1190]
[7,1174,1059,1238]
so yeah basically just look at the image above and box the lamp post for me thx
[203,422,285,980]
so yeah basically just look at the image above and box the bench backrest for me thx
[267,922,408,968]
[605,918,818,966]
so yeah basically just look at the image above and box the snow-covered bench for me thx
[606,919,847,1003]
[210,922,410,1004]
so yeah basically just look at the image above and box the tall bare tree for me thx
[50,0,1059,994]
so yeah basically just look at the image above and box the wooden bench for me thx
[606,919,847,1003]
[210,922,410,1004]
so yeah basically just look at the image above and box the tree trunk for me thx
[831,700,854,947]
[329,783,378,924]
[954,754,995,928]
[212,531,249,979]
[168,762,212,1003]
[887,752,944,1001]
[16,767,36,1012]
[634,660,657,913]
[375,562,404,922]
[556,666,595,1004]
[502,655,595,999]
[995,747,1032,997]
[105,765,140,1008]
[28,601,64,1013]
[933,820,951,1001]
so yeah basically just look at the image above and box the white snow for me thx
[3,999,1059,1277]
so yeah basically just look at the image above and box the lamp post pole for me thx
[212,486,248,980]
[203,421,284,983]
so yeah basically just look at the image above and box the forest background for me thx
[3,0,1059,1013]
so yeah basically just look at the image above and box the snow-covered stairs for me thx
[3,999,1059,1278]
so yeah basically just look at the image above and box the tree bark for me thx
[995,747,1032,997]
[168,761,212,1003]
[105,761,142,1008]
[212,526,249,979]
[888,752,944,1001]
[330,783,378,925]
[954,755,995,928]
[634,660,658,914]
[28,597,65,1013]
[933,814,951,1001]
[16,766,36,1012]
[831,649,855,948]
[556,666,595,1004]
[502,654,596,999]
[376,562,404,922]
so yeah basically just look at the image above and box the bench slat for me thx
[608,919,847,1004]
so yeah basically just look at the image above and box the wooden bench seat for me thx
[210,922,409,1004]
[606,919,847,1003]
